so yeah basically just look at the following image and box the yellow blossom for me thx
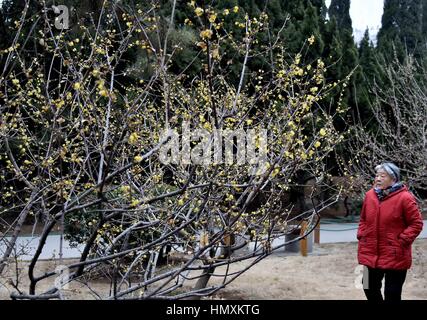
[271,167,280,177]
[211,48,220,59]
[134,155,143,162]
[197,41,207,51]
[203,122,212,130]
[99,89,108,97]
[233,6,239,13]
[120,185,131,193]
[130,199,140,207]
[200,29,213,40]
[55,100,65,109]
[319,128,327,136]
[223,9,230,16]
[194,7,204,16]
[294,67,303,76]
[209,13,217,23]
[97,79,105,90]
[73,82,81,90]
[226,194,234,201]
[129,132,139,145]
[314,141,321,148]
[308,35,315,45]
[96,47,106,55]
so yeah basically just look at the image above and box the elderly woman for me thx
[357,162,423,301]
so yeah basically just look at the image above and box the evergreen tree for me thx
[328,0,352,30]
[327,0,358,87]
[279,0,326,63]
[358,29,379,83]
[324,0,359,125]
[282,20,303,55]
[300,1,325,62]
[423,0,427,48]
[377,0,424,61]
[357,28,379,123]
[400,0,423,57]
[264,0,285,29]
[0,4,8,51]
[322,17,342,82]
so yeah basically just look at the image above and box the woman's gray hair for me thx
[375,162,400,182]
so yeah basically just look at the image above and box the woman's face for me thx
[374,168,395,189]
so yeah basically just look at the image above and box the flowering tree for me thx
[339,56,427,200]
[0,0,349,299]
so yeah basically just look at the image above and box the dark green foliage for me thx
[329,0,352,30]
[377,0,424,61]
[301,1,325,62]
[356,29,378,123]
[423,0,427,48]
[323,17,342,81]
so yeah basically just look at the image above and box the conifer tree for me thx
[326,0,359,125]
[377,0,424,61]
[357,28,379,123]
[328,0,352,30]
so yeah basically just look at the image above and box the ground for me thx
[208,239,427,300]
[1,239,426,300]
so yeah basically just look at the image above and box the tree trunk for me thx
[186,266,216,300]
[0,190,37,275]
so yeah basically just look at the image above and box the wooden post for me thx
[314,220,320,244]
[300,221,308,257]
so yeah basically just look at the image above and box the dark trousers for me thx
[363,267,407,301]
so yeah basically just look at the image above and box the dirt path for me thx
[1,239,426,300]
[209,239,427,299]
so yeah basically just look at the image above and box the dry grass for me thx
[1,239,426,300]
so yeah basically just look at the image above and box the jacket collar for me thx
[371,184,407,201]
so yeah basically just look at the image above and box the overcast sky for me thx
[349,0,384,31]
[326,0,384,42]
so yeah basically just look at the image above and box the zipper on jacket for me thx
[374,200,381,268]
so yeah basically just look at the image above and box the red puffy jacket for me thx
[357,185,423,270]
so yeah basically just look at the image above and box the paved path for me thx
[318,220,427,244]
[2,220,426,260]
[0,234,84,260]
